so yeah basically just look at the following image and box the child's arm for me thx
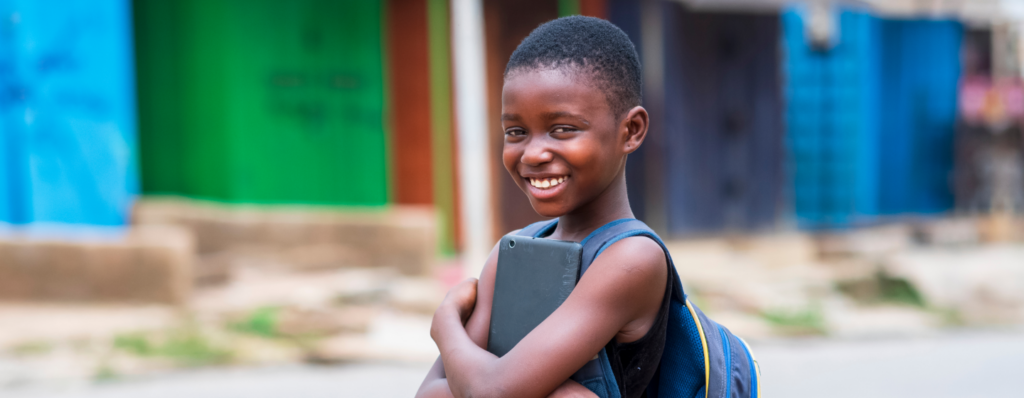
[415,358,453,398]
[416,242,604,398]
[416,242,501,398]
[430,237,667,398]
[417,357,596,398]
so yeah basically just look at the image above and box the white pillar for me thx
[451,0,495,278]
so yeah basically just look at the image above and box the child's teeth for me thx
[527,176,568,189]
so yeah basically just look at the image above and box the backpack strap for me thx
[579,219,685,302]
[574,220,758,398]
[514,218,687,301]
[571,218,690,398]
[515,219,559,238]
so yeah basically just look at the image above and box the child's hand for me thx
[443,277,479,325]
[431,278,478,345]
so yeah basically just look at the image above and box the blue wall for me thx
[0,0,137,226]
[783,8,961,229]
[877,19,962,215]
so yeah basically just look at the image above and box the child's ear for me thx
[621,106,649,154]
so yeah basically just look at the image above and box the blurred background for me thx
[1,0,1023,397]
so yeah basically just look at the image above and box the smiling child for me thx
[416,16,671,398]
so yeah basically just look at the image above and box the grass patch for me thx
[877,274,925,307]
[112,326,233,367]
[837,272,926,307]
[229,307,281,338]
[762,305,827,335]
[113,334,151,355]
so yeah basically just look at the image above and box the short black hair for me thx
[505,15,642,118]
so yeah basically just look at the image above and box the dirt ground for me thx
[4,329,1023,398]
[3,219,1024,396]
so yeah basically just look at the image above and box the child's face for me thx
[501,68,628,217]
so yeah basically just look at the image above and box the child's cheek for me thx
[501,147,521,176]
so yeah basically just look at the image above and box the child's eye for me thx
[552,126,578,134]
[505,129,526,137]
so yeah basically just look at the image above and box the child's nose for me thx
[520,141,554,166]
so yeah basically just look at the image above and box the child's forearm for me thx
[419,368,594,398]
[429,277,600,398]
[416,358,456,398]
[417,379,456,398]
[431,286,601,398]
[431,302,504,398]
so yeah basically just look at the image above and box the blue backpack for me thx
[516,218,761,398]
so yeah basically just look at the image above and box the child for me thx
[417,16,670,398]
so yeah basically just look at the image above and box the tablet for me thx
[487,234,583,357]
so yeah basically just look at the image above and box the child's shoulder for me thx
[590,235,667,279]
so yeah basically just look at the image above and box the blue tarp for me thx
[783,8,961,229]
[0,0,137,226]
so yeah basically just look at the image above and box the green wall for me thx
[135,0,388,206]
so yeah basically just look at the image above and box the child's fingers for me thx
[443,278,479,322]
[456,277,479,289]
[450,277,478,300]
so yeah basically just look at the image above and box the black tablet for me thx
[487,234,583,357]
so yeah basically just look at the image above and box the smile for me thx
[526,176,568,189]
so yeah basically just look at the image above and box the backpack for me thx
[515,218,761,398]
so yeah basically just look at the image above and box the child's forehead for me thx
[502,67,610,112]
[505,65,596,87]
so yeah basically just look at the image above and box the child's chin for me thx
[530,201,569,218]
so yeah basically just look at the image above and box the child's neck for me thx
[549,175,634,242]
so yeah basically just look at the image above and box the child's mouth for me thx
[526,176,568,190]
